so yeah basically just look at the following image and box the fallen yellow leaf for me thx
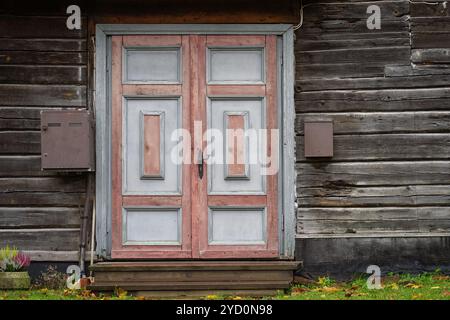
[322,286,340,293]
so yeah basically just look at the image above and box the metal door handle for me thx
[197,149,204,179]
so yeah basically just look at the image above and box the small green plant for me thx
[0,245,31,272]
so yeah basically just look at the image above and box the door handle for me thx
[197,149,204,179]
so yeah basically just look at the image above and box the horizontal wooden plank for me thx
[298,185,450,207]
[0,156,52,176]
[297,62,385,79]
[0,51,86,65]
[0,65,86,85]
[297,25,409,42]
[411,2,449,18]
[298,207,450,221]
[0,177,85,192]
[412,32,450,49]
[296,112,450,134]
[0,15,86,38]
[297,207,450,235]
[0,207,80,228]
[0,107,41,130]
[384,65,450,77]
[297,47,410,65]
[91,261,300,271]
[0,228,79,251]
[0,84,86,106]
[95,270,292,283]
[88,0,298,24]
[0,192,83,206]
[411,17,450,32]
[23,250,81,262]
[297,75,450,91]
[89,281,290,291]
[0,131,40,154]
[297,134,450,161]
[301,1,410,21]
[297,161,450,188]
[412,49,450,63]
[0,38,86,52]
[295,37,410,51]
[298,88,450,103]
[296,88,450,112]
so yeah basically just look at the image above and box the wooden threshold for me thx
[88,260,301,297]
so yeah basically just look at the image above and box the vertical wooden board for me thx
[111,35,123,255]
[142,115,162,177]
[226,114,246,177]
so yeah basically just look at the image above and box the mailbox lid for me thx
[304,121,334,158]
[41,110,94,171]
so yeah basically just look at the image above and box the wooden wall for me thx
[296,0,450,239]
[0,0,448,273]
[0,1,88,261]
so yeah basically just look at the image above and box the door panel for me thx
[197,35,279,259]
[123,98,181,195]
[111,35,191,259]
[207,98,266,195]
[111,34,278,259]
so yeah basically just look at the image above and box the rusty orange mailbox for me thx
[41,110,95,171]
[304,120,334,158]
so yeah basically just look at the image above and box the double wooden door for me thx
[111,34,279,259]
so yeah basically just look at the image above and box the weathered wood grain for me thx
[297,207,450,235]
[296,47,410,65]
[411,2,449,17]
[0,131,40,154]
[0,84,86,106]
[0,156,51,176]
[0,192,83,206]
[0,51,87,65]
[412,49,450,64]
[297,134,450,161]
[295,37,410,51]
[296,88,450,112]
[0,39,86,52]
[296,112,450,134]
[0,15,86,38]
[0,207,80,228]
[412,32,450,49]
[0,177,85,192]
[0,229,79,251]
[0,66,86,85]
[298,185,450,207]
[0,107,41,130]
[297,161,450,188]
[297,75,450,91]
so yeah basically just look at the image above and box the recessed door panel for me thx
[124,47,181,83]
[207,98,266,195]
[209,208,266,245]
[208,48,264,84]
[123,98,181,195]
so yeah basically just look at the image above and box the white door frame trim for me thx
[95,24,296,259]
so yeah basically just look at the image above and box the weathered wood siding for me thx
[296,0,450,238]
[0,2,88,261]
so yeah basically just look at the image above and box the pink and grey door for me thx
[111,35,279,259]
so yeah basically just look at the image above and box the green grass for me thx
[1,272,449,300]
[0,288,138,300]
[271,272,450,300]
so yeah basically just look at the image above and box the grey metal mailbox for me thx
[41,110,95,171]
[304,120,334,158]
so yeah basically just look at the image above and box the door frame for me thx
[95,24,296,259]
